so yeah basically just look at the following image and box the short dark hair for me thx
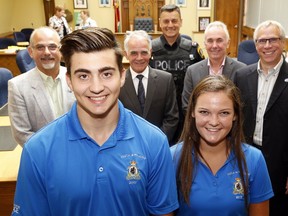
[160,4,181,17]
[60,27,123,75]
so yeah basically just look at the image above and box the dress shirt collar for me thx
[130,67,149,80]
[38,68,61,82]
[257,55,284,76]
[207,57,226,75]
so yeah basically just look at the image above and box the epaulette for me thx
[179,38,193,52]
[151,37,163,52]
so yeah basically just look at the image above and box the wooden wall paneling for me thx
[43,0,55,26]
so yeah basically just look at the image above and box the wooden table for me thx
[0,105,22,216]
[122,56,130,70]
[0,51,21,77]
[0,145,21,216]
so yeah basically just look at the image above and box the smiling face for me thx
[66,49,125,121]
[28,28,61,74]
[255,25,285,68]
[204,26,230,62]
[125,37,151,73]
[192,91,236,148]
[159,10,182,40]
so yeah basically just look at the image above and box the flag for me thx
[114,0,121,32]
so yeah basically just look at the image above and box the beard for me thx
[42,62,56,70]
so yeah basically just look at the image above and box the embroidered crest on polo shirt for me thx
[126,160,141,180]
[233,178,244,195]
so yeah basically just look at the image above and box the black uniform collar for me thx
[161,35,181,51]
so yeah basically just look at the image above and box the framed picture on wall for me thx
[197,0,211,9]
[199,17,210,32]
[73,0,88,9]
[99,0,111,7]
[175,0,187,7]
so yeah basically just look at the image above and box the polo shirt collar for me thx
[67,100,134,142]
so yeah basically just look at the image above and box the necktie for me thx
[136,74,145,113]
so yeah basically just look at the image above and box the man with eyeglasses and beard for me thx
[234,20,288,216]
[8,26,75,146]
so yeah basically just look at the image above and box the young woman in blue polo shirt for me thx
[171,75,273,216]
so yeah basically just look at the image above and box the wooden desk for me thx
[0,145,22,216]
[122,56,130,69]
[0,52,21,77]
[0,105,22,216]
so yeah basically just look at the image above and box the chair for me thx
[16,49,35,73]
[0,68,13,107]
[21,28,34,42]
[13,31,27,43]
[0,38,17,49]
[237,40,259,65]
[134,17,153,32]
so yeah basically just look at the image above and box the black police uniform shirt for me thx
[150,35,204,107]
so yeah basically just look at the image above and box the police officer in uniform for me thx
[150,4,204,144]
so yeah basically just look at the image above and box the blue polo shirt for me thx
[12,101,179,216]
[171,143,273,216]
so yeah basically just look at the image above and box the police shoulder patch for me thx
[197,46,205,59]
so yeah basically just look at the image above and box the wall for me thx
[245,0,288,35]
[70,0,114,31]
[0,0,211,54]
[0,0,15,34]
[11,0,46,31]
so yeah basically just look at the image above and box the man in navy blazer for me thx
[234,20,288,216]
[182,21,246,113]
[119,30,179,144]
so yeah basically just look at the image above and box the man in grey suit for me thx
[119,30,179,144]
[8,27,75,146]
[234,20,288,216]
[182,21,246,113]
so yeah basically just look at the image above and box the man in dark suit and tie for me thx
[182,21,246,113]
[234,20,288,216]
[119,30,179,145]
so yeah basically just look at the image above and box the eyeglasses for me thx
[32,44,60,52]
[256,37,281,45]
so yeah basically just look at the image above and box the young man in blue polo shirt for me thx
[12,28,179,216]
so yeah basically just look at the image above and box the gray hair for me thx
[124,30,152,52]
[204,21,230,41]
[253,20,286,42]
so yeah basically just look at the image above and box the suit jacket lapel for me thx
[222,57,234,78]
[197,59,209,82]
[30,70,55,122]
[266,61,288,113]
[143,68,156,117]
[124,69,142,114]
[247,66,259,116]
